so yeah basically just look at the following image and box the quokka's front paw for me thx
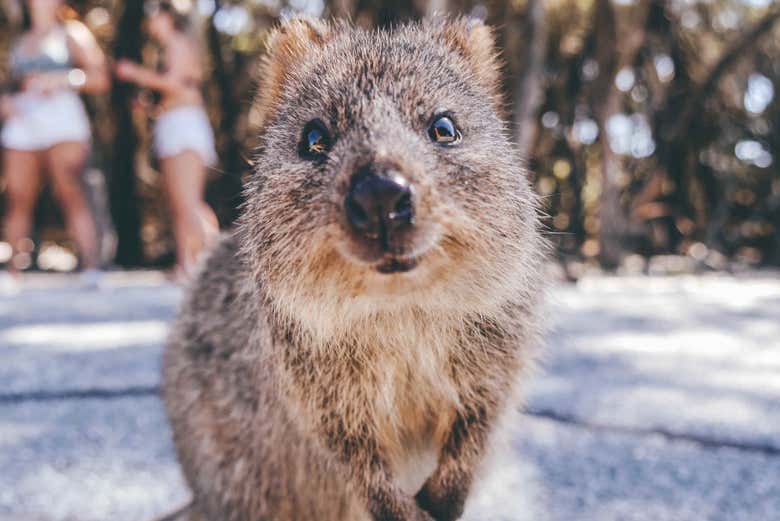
[414,481,467,521]
[413,506,438,521]
[370,494,436,521]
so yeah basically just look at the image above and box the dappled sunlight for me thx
[14,463,188,521]
[0,420,47,447]
[602,387,770,433]
[589,498,714,521]
[1,273,778,520]
[0,276,180,396]
[517,415,780,521]
[0,398,189,521]
[530,275,780,451]
[463,438,550,521]
[1,321,170,351]
[744,73,774,114]
[590,326,780,361]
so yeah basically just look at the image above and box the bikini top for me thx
[10,26,74,78]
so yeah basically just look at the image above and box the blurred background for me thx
[1,0,778,276]
[1,3,779,520]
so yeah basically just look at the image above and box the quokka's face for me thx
[244,18,540,313]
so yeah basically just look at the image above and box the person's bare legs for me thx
[46,142,98,270]
[2,148,43,274]
[160,151,218,279]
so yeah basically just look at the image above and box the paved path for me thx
[1,272,779,521]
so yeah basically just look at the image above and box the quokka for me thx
[162,16,546,521]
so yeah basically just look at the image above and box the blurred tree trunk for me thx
[651,1,780,252]
[109,0,144,266]
[416,0,447,17]
[206,0,246,226]
[633,0,692,253]
[353,0,417,26]
[591,0,621,269]
[0,0,22,26]
[592,0,650,269]
[511,0,547,158]
[330,0,357,18]
[766,76,780,265]
[692,6,780,250]
[673,4,780,141]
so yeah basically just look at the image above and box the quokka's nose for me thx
[345,169,414,242]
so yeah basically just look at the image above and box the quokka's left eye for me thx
[299,119,331,159]
[428,114,461,145]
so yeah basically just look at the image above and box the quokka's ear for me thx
[253,17,333,130]
[436,17,504,111]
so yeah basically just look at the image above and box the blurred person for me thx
[0,0,109,292]
[115,0,218,282]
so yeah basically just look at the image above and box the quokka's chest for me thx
[285,324,470,488]
[380,363,459,494]
[364,343,462,492]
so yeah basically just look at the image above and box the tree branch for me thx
[675,4,780,137]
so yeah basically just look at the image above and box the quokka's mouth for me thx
[375,256,420,274]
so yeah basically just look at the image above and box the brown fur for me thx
[162,16,546,521]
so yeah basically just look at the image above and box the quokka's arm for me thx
[415,403,497,521]
[319,420,435,521]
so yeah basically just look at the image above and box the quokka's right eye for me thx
[428,114,461,146]
[299,119,331,160]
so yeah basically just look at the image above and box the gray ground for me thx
[1,272,778,521]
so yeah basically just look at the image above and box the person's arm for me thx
[115,37,201,95]
[0,94,14,119]
[114,59,183,95]
[64,20,109,94]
